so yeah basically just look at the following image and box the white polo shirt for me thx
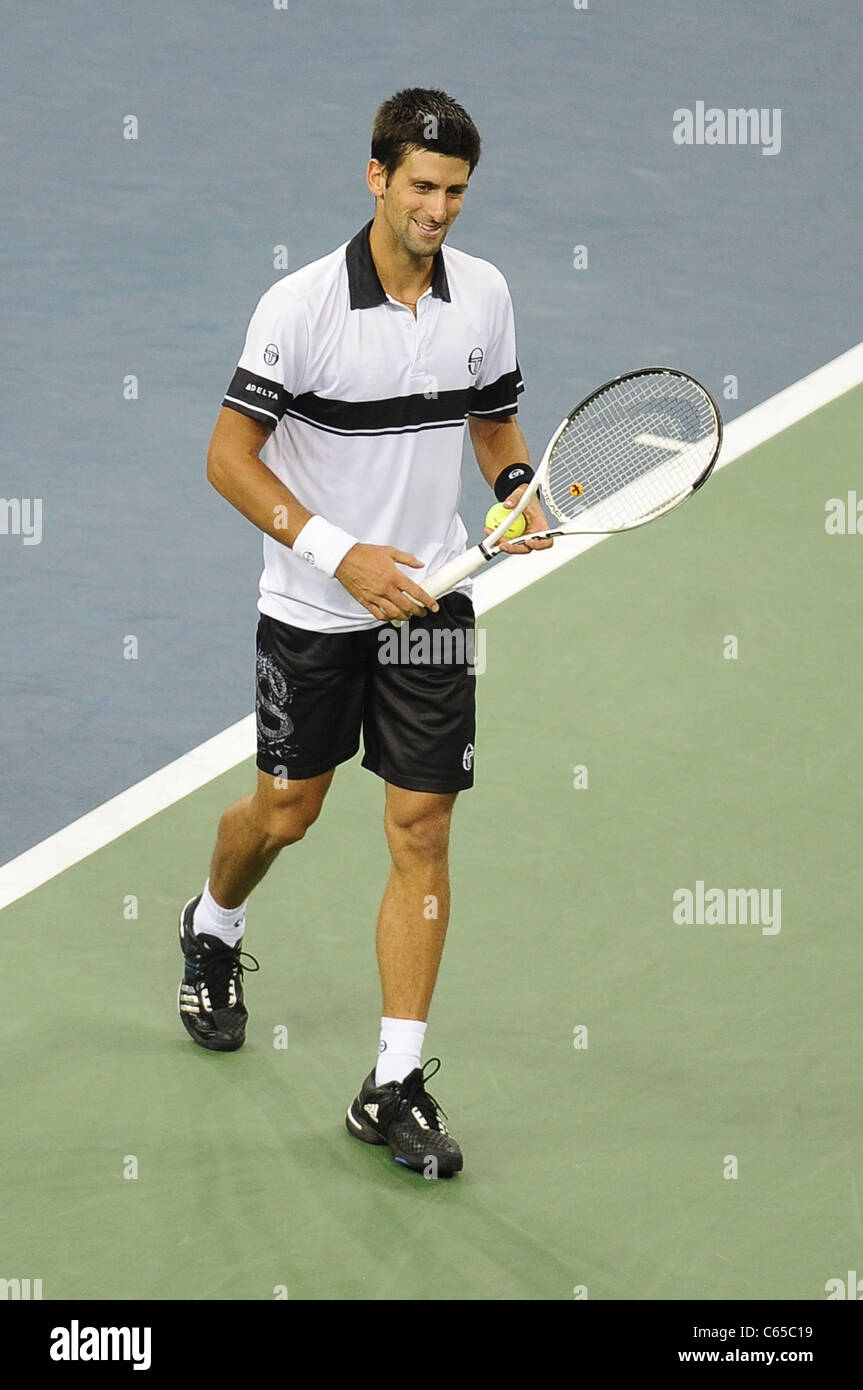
[222,219,524,632]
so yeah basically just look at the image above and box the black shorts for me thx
[255,592,477,793]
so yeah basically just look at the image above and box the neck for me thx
[368,214,434,304]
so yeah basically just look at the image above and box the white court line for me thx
[2,340,862,910]
[0,718,255,911]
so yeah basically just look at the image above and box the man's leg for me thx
[345,782,464,1173]
[208,766,335,909]
[345,594,472,1170]
[178,767,334,1052]
[376,783,457,1021]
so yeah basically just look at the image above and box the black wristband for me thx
[493,463,535,503]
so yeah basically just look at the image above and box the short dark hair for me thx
[371,88,481,180]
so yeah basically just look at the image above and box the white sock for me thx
[192,879,247,947]
[375,1017,427,1086]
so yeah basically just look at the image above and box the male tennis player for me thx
[178,88,552,1176]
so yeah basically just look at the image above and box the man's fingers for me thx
[389,578,436,617]
[390,549,423,568]
[366,585,433,622]
[388,552,437,614]
[389,587,436,619]
[497,531,554,555]
[502,483,528,507]
[520,529,554,550]
[512,500,555,551]
[396,581,438,613]
[373,597,406,621]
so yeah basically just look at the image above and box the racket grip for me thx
[423,544,487,601]
[392,544,487,627]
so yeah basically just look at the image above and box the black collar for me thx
[345,219,451,309]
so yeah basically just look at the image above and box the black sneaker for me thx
[345,1058,463,1176]
[177,895,259,1052]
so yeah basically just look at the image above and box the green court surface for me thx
[2,386,862,1301]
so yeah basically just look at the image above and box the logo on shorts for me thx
[300,550,316,565]
[379,1039,387,1053]
[462,742,474,771]
[264,343,280,366]
[467,347,483,376]
[255,650,295,747]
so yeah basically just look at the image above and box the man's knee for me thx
[384,793,455,862]
[254,771,330,850]
[264,802,320,849]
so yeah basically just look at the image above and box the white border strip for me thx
[0,718,255,910]
[2,341,862,911]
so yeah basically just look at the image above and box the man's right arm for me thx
[206,406,313,547]
[206,407,435,620]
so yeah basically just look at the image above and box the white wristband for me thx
[292,515,358,578]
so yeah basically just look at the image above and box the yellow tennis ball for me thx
[485,503,527,539]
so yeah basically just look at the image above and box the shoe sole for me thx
[177,902,246,1053]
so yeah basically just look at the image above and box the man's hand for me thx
[484,486,555,555]
[335,544,439,622]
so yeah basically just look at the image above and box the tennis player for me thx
[178,88,552,1176]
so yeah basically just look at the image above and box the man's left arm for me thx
[468,414,554,555]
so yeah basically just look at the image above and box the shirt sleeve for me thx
[221,284,309,428]
[467,270,525,419]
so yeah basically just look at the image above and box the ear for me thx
[366,159,388,198]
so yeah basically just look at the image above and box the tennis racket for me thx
[409,367,721,611]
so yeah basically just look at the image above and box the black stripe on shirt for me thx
[283,368,522,436]
[286,384,471,434]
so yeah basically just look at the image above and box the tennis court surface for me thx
[2,379,862,1300]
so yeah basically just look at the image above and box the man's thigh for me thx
[362,592,477,795]
[255,611,368,780]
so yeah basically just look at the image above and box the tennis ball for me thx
[485,502,527,539]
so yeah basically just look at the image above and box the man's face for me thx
[370,148,471,259]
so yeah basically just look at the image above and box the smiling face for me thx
[368,147,471,262]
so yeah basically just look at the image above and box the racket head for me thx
[541,367,722,534]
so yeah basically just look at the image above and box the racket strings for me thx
[545,373,719,531]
